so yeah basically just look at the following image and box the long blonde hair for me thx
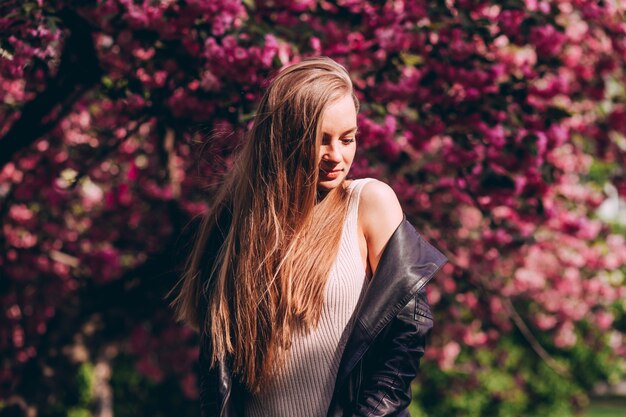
[170,57,359,392]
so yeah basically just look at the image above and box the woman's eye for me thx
[341,138,355,144]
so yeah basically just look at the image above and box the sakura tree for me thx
[1,1,625,416]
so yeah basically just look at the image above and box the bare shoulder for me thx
[359,179,402,210]
[358,179,404,273]
[359,179,404,232]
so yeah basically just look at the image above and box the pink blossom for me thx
[180,372,198,399]
[309,36,321,55]
[595,311,614,331]
[514,268,546,292]
[136,357,164,382]
[530,24,566,57]
[478,122,507,149]
[488,296,504,316]
[439,341,461,370]
[462,319,488,347]
[535,313,558,330]
[524,0,550,13]
[440,276,456,294]
[554,321,577,348]
[261,34,279,66]
[12,327,24,348]
[448,28,475,62]
[608,106,626,133]
[6,305,22,320]
[4,224,38,248]
[498,10,525,42]
[580,1,606,20]
[606,234,626,263]
[81,180,104,209]
[459,205,483,230]
[86,247,122,284]
[8,204,34,223]
[200,70,221,92]
[132,47,155,61]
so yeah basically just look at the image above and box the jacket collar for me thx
[333,214,448,387]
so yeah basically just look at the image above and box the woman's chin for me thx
[317,177,344,194]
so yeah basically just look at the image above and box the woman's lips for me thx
[320,168,342,179]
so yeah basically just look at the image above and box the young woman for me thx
[171,57,448,417]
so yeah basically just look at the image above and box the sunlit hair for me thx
[170,57,359,392]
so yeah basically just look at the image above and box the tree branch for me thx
[0,8,101,168]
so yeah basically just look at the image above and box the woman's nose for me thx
[321,142,341,162]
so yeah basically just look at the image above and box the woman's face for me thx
[317,93,358,194]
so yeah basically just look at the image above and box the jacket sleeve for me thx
[199,329,220,417]
[352,288,434,417]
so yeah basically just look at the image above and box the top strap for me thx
[347,178,377,215]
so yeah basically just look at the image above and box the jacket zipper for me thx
[220,386,231,417]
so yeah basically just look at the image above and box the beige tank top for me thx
[244,178,375,417]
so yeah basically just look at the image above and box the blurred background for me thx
[1,0,626,416]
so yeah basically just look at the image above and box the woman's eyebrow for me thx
[323,127,358,137]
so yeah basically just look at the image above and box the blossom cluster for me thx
[1,0,626,415]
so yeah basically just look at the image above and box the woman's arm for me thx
[354,180,432,417]
[358,180,404,275]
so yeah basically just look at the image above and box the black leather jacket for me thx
[199,215,448,417]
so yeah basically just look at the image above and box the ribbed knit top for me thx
[244,178,374,417]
